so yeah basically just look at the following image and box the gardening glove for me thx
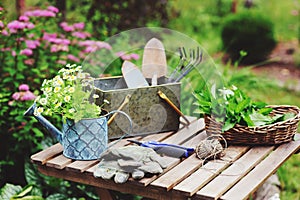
[93,146,168,183]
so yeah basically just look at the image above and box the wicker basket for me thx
[204,105,300,145]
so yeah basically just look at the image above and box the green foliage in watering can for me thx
[34,63,109,123]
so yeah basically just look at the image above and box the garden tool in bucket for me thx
[24,103,132,160]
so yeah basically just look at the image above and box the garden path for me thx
[251,40,300,91]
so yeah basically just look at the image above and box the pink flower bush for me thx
[73,22,85,30]
[72,31,91,39]
[12,84,36,101]
[60,22,74,32]
[67,54,80,62]
[47,6,59,13]
[19,15,29,22]
[20,48,33,56]
[7,20,35,32]
[78,40,112,53]
[25,40,40,49]
[42,32,57,41]
[24,9,56,18]
[50,44,69,52]
[11,50,16,57]
[19,84,30,91]
[24,59,35,65]
[116,52,140,61]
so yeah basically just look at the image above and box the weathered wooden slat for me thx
[162,118,205,145]
[86,163,99,173]
[221,139,300,200]
[66,160,99,172]
[37,165,186,200]
[172,146,249,197]
[31,143,63,165]
[183,130,208,148]
[179,116,197,127]
[196,146,274,200]
[46,154,72,169]
[150,132,208,191]
[151,154,202,191]
[139,131,175,142]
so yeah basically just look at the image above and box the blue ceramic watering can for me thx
[24,103,132,160]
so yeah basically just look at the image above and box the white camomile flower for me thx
[41,79,47,87]
[64,95,71,102]
[34,107,44,116]
[54,87,61,93]
[75,65,82,71]
[69,108,76,113]
[56,77,64,86]
[68,87,75,93]
[39,98,48,105]
[58,68,67,73]
[69,75,77,81]
[77,72,86,79]
[45,87,52,93]
[62,73,69,79]
[66,63,73,68]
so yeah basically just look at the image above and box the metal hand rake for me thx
[169,46,203,82]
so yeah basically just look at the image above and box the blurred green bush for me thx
[221,10,277,64]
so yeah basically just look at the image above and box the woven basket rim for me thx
[205,104,300,130]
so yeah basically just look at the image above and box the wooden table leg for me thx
[95,187,114,200]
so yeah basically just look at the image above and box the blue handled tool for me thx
[127,140,194,158]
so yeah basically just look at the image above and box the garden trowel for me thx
[142,38,167,85]
[122,60,149,88]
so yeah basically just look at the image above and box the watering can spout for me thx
[24,103,63,143]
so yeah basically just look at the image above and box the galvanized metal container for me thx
[94,76,181,138]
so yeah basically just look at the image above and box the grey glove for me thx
[94,146,168,183]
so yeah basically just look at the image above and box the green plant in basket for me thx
[34,63,107,122]
[194,84,295,132]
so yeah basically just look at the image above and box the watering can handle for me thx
[102,110,133,148]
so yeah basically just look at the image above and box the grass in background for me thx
[168,0,299,51]
[169,1,300,199]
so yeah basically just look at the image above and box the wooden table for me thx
[30,117,300,200]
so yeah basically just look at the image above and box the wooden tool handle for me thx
[108,94,131,126]
[157,90,190,125]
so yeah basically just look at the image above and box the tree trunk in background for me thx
[16,0,25,17]
[55,0,66,21]
[231,0,237,13]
